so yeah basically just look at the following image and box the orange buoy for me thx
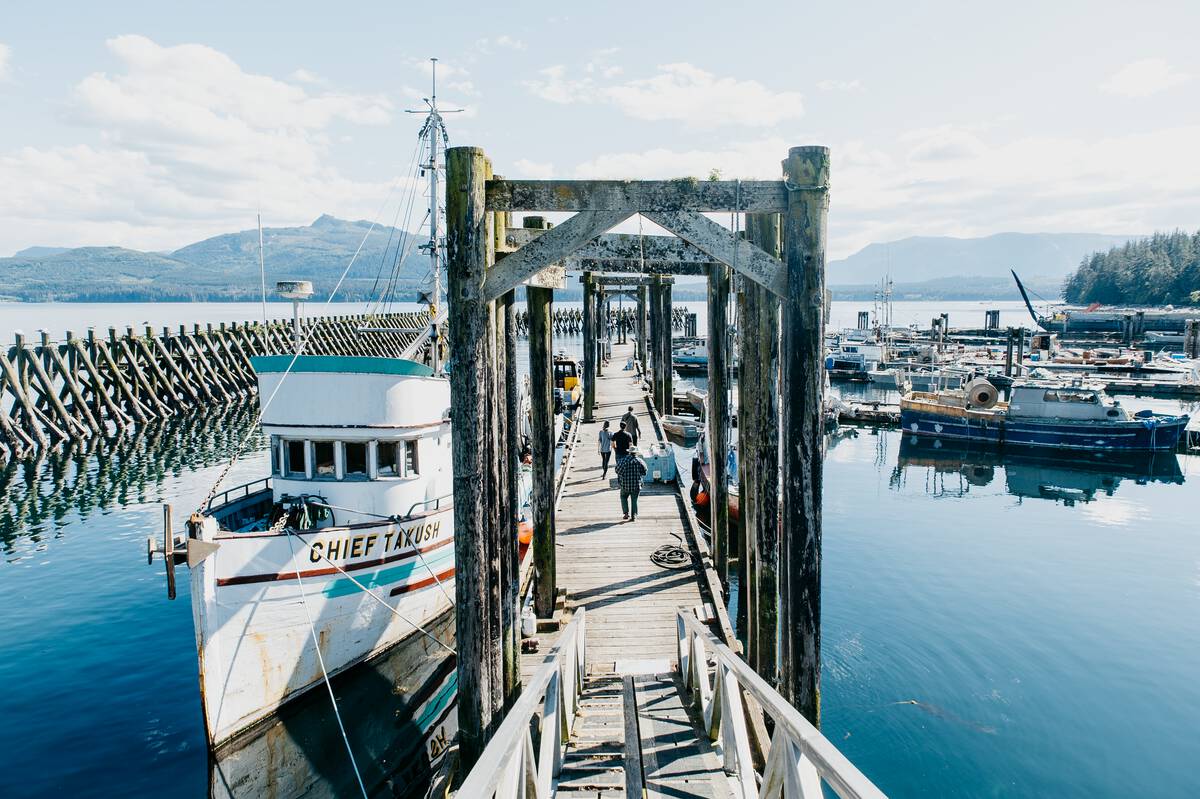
[518,520,534,545]
[695,491,710,507]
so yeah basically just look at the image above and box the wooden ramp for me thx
[519,340,731,796]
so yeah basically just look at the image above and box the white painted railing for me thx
[455,608,587,798]
[676,610,888,799]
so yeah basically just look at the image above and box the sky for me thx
[0,0,1197,260]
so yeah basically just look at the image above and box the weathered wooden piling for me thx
[637,285,648,374]
[1186,319,1200,359]
[778,146,829,725]
[528,286,557,618]
[707,262,732,581]
[445,145,497,765]
[742,212,782,683]
[657,277,674,414]
[582,273,597,421]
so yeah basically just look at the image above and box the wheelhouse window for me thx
[343,442,368,479]
[312,441,336,478]
[285,440,307,477]
[378,442,400,477]
[404,440,420,476]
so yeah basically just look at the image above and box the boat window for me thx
[270,435,280,475]
[378,442,400,477]
[285,440,306,478]
[312,441,336,478]
[343,442,368,479]
[1043,390,1098,403]
[404,440,420,476]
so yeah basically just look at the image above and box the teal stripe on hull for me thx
[251,354,434,377]
[320,548,455,597]
[416,672,458,732]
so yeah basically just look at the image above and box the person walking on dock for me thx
[598,420,613,478]
[611,421,632,462]
[621,406,641,446]
[615,447,647,521]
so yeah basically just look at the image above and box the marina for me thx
[3,14,1200,798]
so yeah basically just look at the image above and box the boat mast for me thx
[409,57,460,374]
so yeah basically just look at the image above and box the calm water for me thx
[1,301,1198,797]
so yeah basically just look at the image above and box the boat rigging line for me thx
[283,531,370,799]
[196,168,413,514]
[284,527,458,657]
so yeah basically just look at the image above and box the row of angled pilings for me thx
[709,147,829,726]
[445,148,525,768]
[0,314,426,461]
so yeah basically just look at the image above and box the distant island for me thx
[1062,230,1200,306]
[0,218,1145,303]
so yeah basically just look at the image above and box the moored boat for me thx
[900,378,1188,451]
[184,355,458,751]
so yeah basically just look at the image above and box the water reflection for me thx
[0,404,264,559]
[893,436,1184,504]
[211,611,456,799]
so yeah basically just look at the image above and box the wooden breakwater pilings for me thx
[0,311,432,459]
[510,304,688,337]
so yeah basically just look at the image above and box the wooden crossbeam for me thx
[589,275,669,286]
[506,230,714,263]
[481,210,633,301]
[568,259,709,276]
[486,180,788,212]
[643,211,786,297]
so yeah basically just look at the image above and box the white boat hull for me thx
[190,507,455,748]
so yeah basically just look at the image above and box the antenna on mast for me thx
[406,57,463,374]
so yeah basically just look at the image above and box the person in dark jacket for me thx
[611,421,632,460]
[621,406,641,446]
[615,448,647,520]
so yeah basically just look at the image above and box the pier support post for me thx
[648,280,662,412]
[500,288,521,705]
[779,146,829,725]
[529,286,557,618]
[583,273,597,422]
[658,278,674,415]
[743,212,782,683]
[1186,320,1200,359]
[707,262,732,582]
[637,285,648,376]
[446,145,498,767]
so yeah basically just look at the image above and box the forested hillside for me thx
[1062,230,1200,306]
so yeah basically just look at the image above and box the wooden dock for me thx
[519,341,733,797]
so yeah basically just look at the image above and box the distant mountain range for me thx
[828,232,1134,286]
[0,220,1137,303]
[0,215,428,302]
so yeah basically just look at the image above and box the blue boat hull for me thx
[899,408,1188,451]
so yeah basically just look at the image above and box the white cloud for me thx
[817,79,863,92]
[526,62,803,127]
[0,43,11,81]
[290,68,325,85]
[0,35,407,253]
[494,35,526,51]
[512,158,556,179]
[1100,58,1191,98]
[566,123,1200,259]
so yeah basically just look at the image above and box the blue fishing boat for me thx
[900,378,1188,451]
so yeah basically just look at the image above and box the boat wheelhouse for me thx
[900,379,1188,451]
[187,355,457,751]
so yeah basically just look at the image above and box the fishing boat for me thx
[180,355,459,753]
[900,377,1189,451]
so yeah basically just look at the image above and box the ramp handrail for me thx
[676,610,888,799]
[456,608,587,797]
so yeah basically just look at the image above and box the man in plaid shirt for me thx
[614,447,647,521]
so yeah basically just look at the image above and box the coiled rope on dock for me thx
[650,543,692,570]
